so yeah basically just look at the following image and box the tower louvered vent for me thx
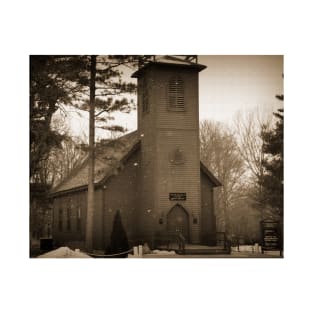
[168,77,185,110]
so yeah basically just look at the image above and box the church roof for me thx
[50,131,221,196]
[200,162,222,187]
[131,55,206,78]
[154,55,197,65]
[50,131,140,196]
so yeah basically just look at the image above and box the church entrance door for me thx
[167,204,189,242]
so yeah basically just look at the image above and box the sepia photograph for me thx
[3,1,313,312]
[30,55,284,258]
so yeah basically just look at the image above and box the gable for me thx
[50,131,140,196]
[50,130,221,196]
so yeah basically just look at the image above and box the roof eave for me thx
[200,162,222,187]
[131,61,207,78]
[49,139,141,197]
[49,180,107,198]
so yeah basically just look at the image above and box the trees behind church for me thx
[234,104,283,220]
[200,120,246,238]
[200,105,284,243]
[233,109,272,214]
[260,108,284,218]
[30,55,139,185]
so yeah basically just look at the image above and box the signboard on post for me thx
[260,219,282,255]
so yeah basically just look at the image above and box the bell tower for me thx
[132,56,206,244]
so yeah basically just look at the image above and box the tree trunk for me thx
[85,55,96,252]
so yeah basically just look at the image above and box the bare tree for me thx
[31,114,86,187]
[200,120,246,235]
[233,108,272,214]
[49,136,87,186]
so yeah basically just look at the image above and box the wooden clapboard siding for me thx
[51,58,219,250]
[156,130,201,243]
[201,171,216,243]
[137,71,158,241]
[92,189,104,250]
[155,69,199,130]
[102,149,140,247]
[137,64,202,244]
[52,191,87,248]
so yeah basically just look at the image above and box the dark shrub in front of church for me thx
[106,210,130,258]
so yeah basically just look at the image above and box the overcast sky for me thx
[198,55,283,123]
[64,55,283,140]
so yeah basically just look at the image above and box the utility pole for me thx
[85,55,96,252]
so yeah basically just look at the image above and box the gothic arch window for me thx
[168,76,185,111]
[66,207,71,231]
[77,206,81,232]
[58,208,63,232]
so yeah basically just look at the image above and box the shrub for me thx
[106,210,129,258]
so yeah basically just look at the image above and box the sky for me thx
[60,55,283,141]
[198,55,283,123]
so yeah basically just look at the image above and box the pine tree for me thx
[30,55,144,252]
[107,210,129,258]
[260,108,284,217]
[30,55,139,182]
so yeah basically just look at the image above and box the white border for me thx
[1,1,313,312]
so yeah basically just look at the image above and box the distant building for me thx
[50,56,221,250]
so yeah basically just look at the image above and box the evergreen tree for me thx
[260,108,284,217]
[30,55,140,183]
[30,55,145,252]
[107,210,129,258]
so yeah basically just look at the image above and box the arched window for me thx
[168,76,185,111]
[58,208,63,232]
[77,207,81,232]
[66,207,71,231]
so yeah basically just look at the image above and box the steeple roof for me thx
[131,55,206,78]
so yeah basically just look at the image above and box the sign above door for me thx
[169,193,186,201]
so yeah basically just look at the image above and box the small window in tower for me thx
[168,76,185,111]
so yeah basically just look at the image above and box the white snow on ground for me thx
[231,245,261,253]
[231,245,282,255]
[37,247,91,258]
[128,249,177,257]
[151,250,176,255]
[231,245,255,252]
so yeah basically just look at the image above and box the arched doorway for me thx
[167,204,189,242]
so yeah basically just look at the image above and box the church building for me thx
[50,56,222,251]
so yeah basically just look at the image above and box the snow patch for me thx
[37,247,91,258]
[151,250,176,255]
[231,244,261,253]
